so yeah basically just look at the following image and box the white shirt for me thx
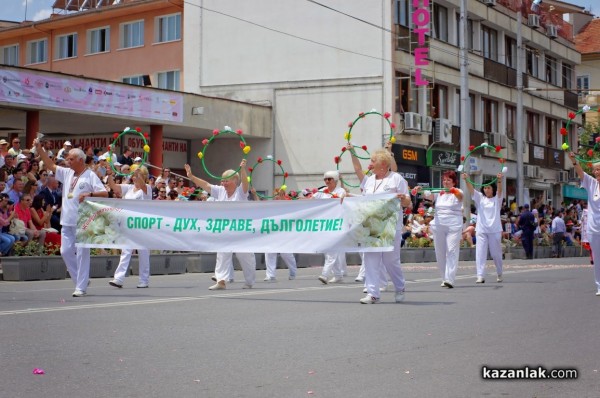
[313,186,346,199]
[472,190,502,233]
[431,189,463,227]
[362,172,408,230]
[55,166,107,226]
[210,184,248,202]
[120,184,152,201]
[581,173,600,234]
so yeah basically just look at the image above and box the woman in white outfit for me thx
[108,166,152,288]
[185,160,256,290]
[416,171,463,288]
[568,153,600,296]
[313,171,347,284]
[264,190,298,281]
[357,149,412,304]
[463,172,504,284]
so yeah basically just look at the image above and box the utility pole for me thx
[516,6,525,207]
[459,0,470,218]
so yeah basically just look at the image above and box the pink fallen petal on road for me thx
[32,368,45,375]
[308,371,315,375]
[307,391,314,395]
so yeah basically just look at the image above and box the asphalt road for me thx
[1,257,599,398]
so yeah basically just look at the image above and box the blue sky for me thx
[0,0,597,23]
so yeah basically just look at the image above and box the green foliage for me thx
[12,242,60,257]
[405,236,433,248]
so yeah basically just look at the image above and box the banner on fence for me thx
[76,194,401,253]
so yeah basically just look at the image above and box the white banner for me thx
[76,195,401,253]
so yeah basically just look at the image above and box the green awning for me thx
[563,184,587,200]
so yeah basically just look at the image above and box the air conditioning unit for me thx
[483,0,496,6]
[568,168,579,180]
[434,118,453,144]
[488,132,507,149]
[421,116,433,134]
[403,112,422,133]
[528,14,540,29]
[558,171,569,183]
[547,24,558,39]
[524,165,540,179]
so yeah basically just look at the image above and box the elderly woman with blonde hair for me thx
[185,159,256,290]
[352,148,412,304]
[108,165,153,288]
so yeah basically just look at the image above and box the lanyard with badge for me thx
[67,170,86,199]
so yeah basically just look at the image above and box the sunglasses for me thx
[159,190,166,193]
[23,198,32,202]
[324,177,334,181]
[41,173,48,176]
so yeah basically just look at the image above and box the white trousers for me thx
[433,224,462,284]
[321,252,346,278]
[475,232,503,278]
[265,253,297,278]
[216,252,256,286]
[60,226,90,292]
[586,234,600,292]
[113,249,150,285]
[364,231,404,298]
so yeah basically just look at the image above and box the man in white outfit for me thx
[313,171,347,284]
[185,160,256,289]
[35,138,108,297]
[264,253,297,281]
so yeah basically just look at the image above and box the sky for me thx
[0,0,597,23]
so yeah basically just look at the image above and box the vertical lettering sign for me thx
[412,0,430,86]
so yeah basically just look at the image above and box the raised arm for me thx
[34,137,56,174]
[239,159,249,194]
[184,164,211,193]
[462,172,474,195]
[496,172,503,197]
[106,174,122,196]
[347,143,366,182]
[568,152,584,180]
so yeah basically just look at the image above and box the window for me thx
[122,21,144,48]
[432,84,448,119]
[432,4,448,42]
[545,55,557,85]
[57,33,77,59]
[88,27,110,54]
[393,0,410,27]
[526,47,540,78]
[482,98,498,133]
[157,70,180,90]
[562,63,573,90]
[506,105,516,139]
[546,117,557,147]
[157,14,181,43]
[27,39,47,64]
[577,75,590,99]
[481,26,498,61]
[1,44,19,66]
[455,14,473,50]
[526,111,540,144]
[123,76,144,86]
[395,71,418,114]
[505,37,517,69]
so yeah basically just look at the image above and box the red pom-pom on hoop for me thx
[113,133,119,139]
[595,137,600,143]
[568,112,576,119]
[495,145,502,152]
[106,146,111,152]
[257,157,263,163]
[469,145,475,151]
[460,156,465,161]
[334,156,341,164]
[239,141,245,149]
[248,167,253,172]
[499,158,505,163]
[359,112,365,117]
[284,172,289,178]
[202,139,209,146]
[236,129,243,135]
[383,112,391,119]
[588,162,593,167]
[212,129,219,135]
[341,147,347,152]
[277,160,282,165]
[361,145,368,151]
[449,187,457,194]
[560,127,568,136]
[390,123,396,129]
[323,188,330,194]
[348,122,353,128]
[143,132,149,139]
[588,149,594,157]
[135,127,142,132]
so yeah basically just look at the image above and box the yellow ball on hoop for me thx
[143,144,150,152]
[197,152,204,159]
[243,145,251,154]
[280,184,287,191]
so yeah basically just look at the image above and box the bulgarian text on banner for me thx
[76,194,402,253]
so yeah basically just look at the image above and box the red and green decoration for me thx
[198,126,251,180]
[344,109,396,160]
[410,187,451,197]
[458,143,506,187]
[561,106,600,165]
[248,156,288,200]
[109,127,149,176]
[334,145,371,188]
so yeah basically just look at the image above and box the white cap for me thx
[17,154,27,160]
[323,170,339,181]
[64,141,72,146]
[134,157,142,162]
[114,161,122,167]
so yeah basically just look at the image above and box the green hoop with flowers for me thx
[561,105,600,165]
[109,127,150,177]
[248,156,288,199]
[410,187,450,197]
[334,145,371,188]
[459,143,506,187]
[198,126,251,180]
[344,110,396,160]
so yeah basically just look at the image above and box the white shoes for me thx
[476,277,485,284]
[318,276,328,284]
[243,284,253,289]
[329,277,343,284]
[394,291,405,303]
[263,277,276,282]
[109,279,123,288]
[137,282,149,288]
[443,281,454,289]
[596,291,600,296]
[497,274,503,283]
[209,281,226,290]
[359,294,380,304]
[355,276,364,283]
[288,275,296,280]
[72,289,86,297]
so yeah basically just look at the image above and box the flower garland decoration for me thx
[109,127,150,176]
[344,109,396,160]
[458,142,507,187]
[198,126,251,180]
[248,155,288,199]
[334,145,371,188]
[561,105,600,165]
[410,187,450,197]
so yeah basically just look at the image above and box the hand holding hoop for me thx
[248,156,288,200]
[459,143,506,188]
[561,106,600,164]
[198,127,250,180]
[344,110,396,160]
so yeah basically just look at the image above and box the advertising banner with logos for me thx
[392,144,430,188]
[0,69,183,123]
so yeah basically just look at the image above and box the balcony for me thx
[483,58,528,88]
[528,143,564,169]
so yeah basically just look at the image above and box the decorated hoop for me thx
[561,105,600,164]
[459,143,506,187]
[198,126,251,180]
[109,127,150,176]
[334,145,371,188]
[344,109,396,160]
[410,187,450,197]
[248,156,288,199]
